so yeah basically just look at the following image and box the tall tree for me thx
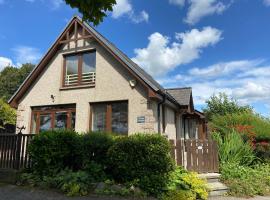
[0,98,16,129]
[0,63,34,101]
[203,93,252,121]
[64,0,116,25]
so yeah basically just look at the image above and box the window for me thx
[63,51,96,87]
[91,101,128,135]
[31,105,76,134]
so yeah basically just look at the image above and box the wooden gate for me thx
[0,133,34,169]
[170,139,219,173]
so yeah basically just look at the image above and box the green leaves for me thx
[107,134,175,196]
[0,98,16,128]
[0,63,34,101]
[64,0,117,26]
[203,93,252,121]
[212,131,256,166]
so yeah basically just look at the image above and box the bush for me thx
[210,112,270,142]
[212,131,256,166]
[28,130,83,176]
[254,142,270,162]
[54,170,94,196]
[161,189,196,200]
[165,167,208,200]
[82,132,114,168]
[221,163,270,197]
[107,134,175,196]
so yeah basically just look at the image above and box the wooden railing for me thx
[0,133,34,170]
[170,139,219,173]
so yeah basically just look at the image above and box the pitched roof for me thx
[165,87,192,106]
[8,16,166,107]
[83,21,164,92]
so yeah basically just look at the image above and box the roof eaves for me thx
[8,16,77,105]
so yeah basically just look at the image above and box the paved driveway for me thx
[0,184,152,200]
[0,184,269,200]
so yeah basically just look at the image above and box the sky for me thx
[0,0,270,116]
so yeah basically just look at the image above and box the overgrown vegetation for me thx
[162,167,208,200]
[206,93,270,197]
[212,131,256,165]
[220,163,270,197]
[20,130,207,199]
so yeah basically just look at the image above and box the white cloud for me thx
[112,0,132,18]
[12,46,42,65]
[169,0,185,7]
[264,0,270,6]
[189,59,264,78]
[112,0,149,23]
[132,27,222,77]
[185,0,230,25]
[160,59,270,107]
[131,10,149,23]
[0,57,13,71]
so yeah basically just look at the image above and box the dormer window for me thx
[63,51,96,87]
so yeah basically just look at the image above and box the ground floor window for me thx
[31,105,76,134]
[91,101,128,135]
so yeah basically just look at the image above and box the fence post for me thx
[15,126,25,170]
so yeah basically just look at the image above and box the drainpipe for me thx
[157,94,166,134]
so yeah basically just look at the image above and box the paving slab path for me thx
[209,196,270,200]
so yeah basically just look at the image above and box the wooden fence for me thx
[170,139,219,173]
[0,133,34,169]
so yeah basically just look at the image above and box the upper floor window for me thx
[63,51,96,87]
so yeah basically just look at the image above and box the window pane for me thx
[65,55,78,85]
[39,114,51,132]
[82,52,96,73]
[92,104,107,132]
[54,112,68,130]
[112,102,128,134]
[71,112,76,130]
[31,114,37,134]
[82,52,96,83]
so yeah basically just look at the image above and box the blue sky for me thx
[0,0,270,116]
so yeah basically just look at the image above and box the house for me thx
[8,16,207,140]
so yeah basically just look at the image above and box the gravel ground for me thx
[0,184,269,200]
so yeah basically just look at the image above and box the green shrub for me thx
[28,130,83,176]
[54,170,94,196]
[161,190,196,200]
[82,132,114,167]
[254,142,270,162]
[221,163,270,197]
[166,167,208,200]
[107,134,175,196]
[212,131,256,166]
[210,112,270,141]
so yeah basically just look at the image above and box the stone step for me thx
[198,173,221,183]
[208,182,228,197]
[208,182,228,191]
[198,173,221,180]
[209,189,228,197]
